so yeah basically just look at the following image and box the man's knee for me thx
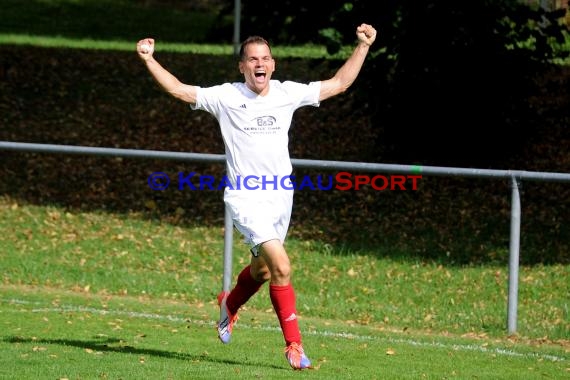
[270,261,291,279]
[258,240,291,280]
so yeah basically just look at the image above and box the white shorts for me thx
[224,188,293,256]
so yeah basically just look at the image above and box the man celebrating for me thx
[137,23,377,370]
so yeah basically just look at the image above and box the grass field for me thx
[0,0,219,44]
[1,197,568,379]
[0,286,567,380]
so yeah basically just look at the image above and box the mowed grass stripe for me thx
[2,296,567,363]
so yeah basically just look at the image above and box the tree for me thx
[214,0,570,165]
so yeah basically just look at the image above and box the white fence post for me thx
[507,176,522,335]
[223,205,234,292]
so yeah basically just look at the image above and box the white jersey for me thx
[191,80,321,189]
[191,80,321,249]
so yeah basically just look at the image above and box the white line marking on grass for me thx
[3,298,567,363]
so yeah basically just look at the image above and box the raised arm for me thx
[319,24,377,102]
[136,38,198,105]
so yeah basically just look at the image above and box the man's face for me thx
[239,42,275,95]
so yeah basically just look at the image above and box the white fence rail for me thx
[1,140,569,335]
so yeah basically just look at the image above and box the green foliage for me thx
[360,1,570,167]
[214,0,570,168]
[318,27,343,55]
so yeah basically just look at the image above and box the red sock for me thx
[270,283,301,346]
[226,265,264,315]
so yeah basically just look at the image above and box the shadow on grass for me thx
[2,335,287,370]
